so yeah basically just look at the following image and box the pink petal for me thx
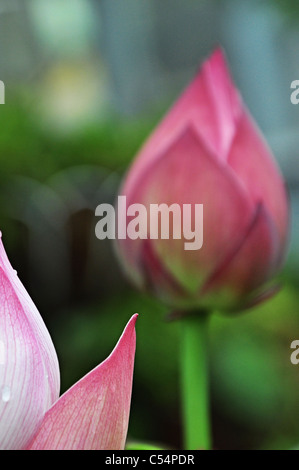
[0,234,60,450]
[191,47,243,159]
[228,111,289,252]
[121,48,242,199]
[200,204,279,309]
[139,238,189,306]
[27,314,138,450]
[119,126,254,299]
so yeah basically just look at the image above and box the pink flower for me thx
[116,48,289,311]
[0,233,137,450]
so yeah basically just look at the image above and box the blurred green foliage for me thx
[0,98,155,183]
[272,0,299,22]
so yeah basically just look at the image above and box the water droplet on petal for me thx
[1,386,10,403]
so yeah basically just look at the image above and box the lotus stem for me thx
[180,312,211,450]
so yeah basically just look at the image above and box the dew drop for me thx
[1,386,10,403]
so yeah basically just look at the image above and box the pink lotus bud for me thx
[116,48,289,311]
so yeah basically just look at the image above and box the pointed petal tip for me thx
[116,312,138,349]
[196,45,228,77]
[120,313,138,341]
[208,45,227,62]
[27,313,139,450]
[130,312,139,323]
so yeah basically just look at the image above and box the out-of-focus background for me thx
[1,0,299,450]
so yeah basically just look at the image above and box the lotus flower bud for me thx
[116,49,289,311]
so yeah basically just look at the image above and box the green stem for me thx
[180,312,211,450]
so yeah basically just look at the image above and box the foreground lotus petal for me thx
[0,233,60,450]
[27,314,137,450]
[117,48,289,311]
[0,233,137,449]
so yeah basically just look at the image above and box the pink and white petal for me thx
[0,235,60,405]
[228,111,289,251]
[122,48,242,199]
[0,271,55,450]
[200,204,280,310]
[27,314,138,450]
[0,236,60,450]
